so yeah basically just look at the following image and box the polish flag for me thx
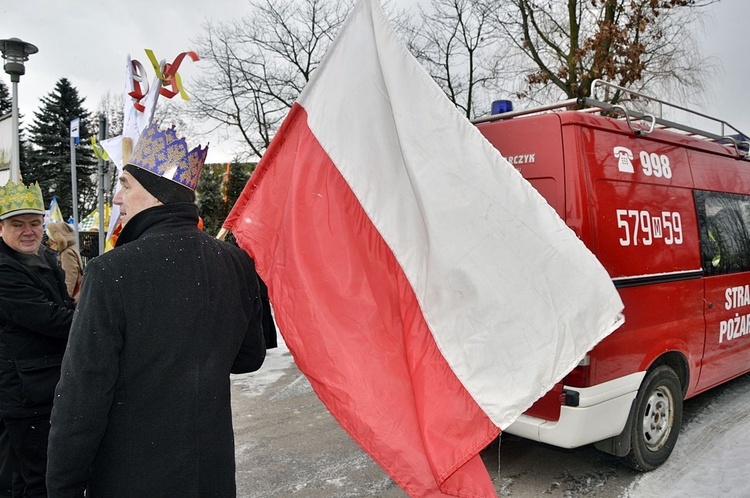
[225,0,624,495]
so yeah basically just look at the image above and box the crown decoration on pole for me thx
[126,123,208,191]
[0,182,45,220]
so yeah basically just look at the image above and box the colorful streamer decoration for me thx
[128,59,151,112]
[90,137,110,161]
[129,49,200,112]
[145,49,200,100]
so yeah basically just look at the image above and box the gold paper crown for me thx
[127,123,207,191]
[0,182,45,220]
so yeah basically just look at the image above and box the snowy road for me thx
[628,373,750,497]
[231,338,750,497]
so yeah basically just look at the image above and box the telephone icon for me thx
[614,146,635,173]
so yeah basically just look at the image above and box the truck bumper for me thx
[504,371,646,448]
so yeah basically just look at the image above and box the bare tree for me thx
[189,0,716,157]
[407,0,510,119]
[97,91,124,139]
[189,0,352,160]
[490,0,718,105]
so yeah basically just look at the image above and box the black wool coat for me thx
[0,239,73,418]
[47,203,266,497]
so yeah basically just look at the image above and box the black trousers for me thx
[1,415,50,498]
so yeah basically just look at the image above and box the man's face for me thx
[0,214,44,254]
[113,171,161,226]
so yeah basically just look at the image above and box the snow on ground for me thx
[231,336,292,397]
[661,418,750,497]
[233,335,750,497]
[627,373,750,497]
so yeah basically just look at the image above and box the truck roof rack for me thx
[472,79,750,159]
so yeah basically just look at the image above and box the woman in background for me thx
[46,221,83,302]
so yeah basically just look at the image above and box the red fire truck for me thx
[474,79,750,471]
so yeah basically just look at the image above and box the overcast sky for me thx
[1,0,748,163]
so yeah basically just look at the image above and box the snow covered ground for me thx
[627,373,750,497]
[233,336,750,497]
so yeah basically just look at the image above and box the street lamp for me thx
[1,37,38,184]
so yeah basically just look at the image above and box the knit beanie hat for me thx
[124,164,195,204]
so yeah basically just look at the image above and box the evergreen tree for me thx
[196,164,226,236]
[0,80,10,115]
[23,78,97,218]
[225,159,253,209]
[0,81,10,169]
[196,159,255,236]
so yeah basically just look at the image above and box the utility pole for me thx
[0,37,38,183]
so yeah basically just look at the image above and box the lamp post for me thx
[1,37,38,183]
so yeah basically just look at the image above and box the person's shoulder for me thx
[0,248,34,284]
[59,249,80,269]
[59,246,77,259]
[0,251,16,274]
[203,235,257,267]
[0,247,11,265]
[221,238,255,260]
[196,231,243,252]
[39,245,61,268]
[83,245,134,275]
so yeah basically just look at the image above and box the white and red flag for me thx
[225,0,624,495]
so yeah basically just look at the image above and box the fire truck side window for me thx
[695,190,750,276]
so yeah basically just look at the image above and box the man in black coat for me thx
[0,182,74,497]
[46,124,266,497]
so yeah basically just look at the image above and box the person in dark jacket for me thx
[0,181,74,497]
[46,124,266,497]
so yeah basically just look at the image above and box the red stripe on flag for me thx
[230,103,500,497]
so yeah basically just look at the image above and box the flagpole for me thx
[69,118,80,240]
[97,114,107,255]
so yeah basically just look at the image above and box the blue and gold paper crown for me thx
[127,123,208,191]
[0,182,45,220]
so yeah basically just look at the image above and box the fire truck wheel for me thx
[619,365,683,472]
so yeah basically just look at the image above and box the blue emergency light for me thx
[491,100,513,115]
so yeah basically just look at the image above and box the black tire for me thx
[619,365,683,471]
